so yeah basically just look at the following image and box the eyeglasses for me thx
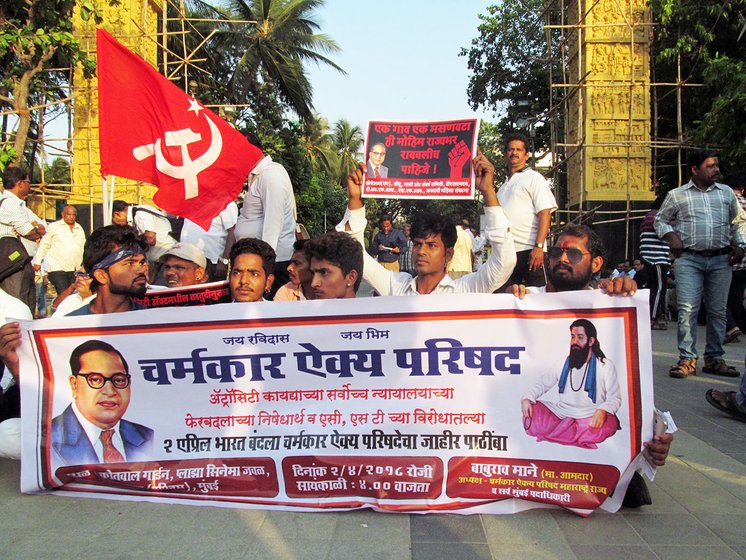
[74,372,131,389]
[371,151,385,157]
[546,246,590,264]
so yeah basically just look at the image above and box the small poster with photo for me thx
[362,119,480,199]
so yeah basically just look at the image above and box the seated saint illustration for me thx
[50,340,154,465]
[521,319,621,449]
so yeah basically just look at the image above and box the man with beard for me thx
[0,226,150,458]
[65,225,149,316]
[522,318,621,448]
[507,224,672,507]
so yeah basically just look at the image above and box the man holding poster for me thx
[339,151,516,295]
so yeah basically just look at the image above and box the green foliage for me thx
[650,0,746,183]
[0,0,116,165]
[460,0,559,151]
[44,157,71,186]
[177,0,345,123]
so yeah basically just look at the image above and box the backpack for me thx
[132,205,185,241]
[0,197,31,281]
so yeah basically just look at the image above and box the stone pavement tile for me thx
[332,509,409,542]
[1,494,115,534]
[692,513,746,545]
[624,513,723,546]
[327,510,411,560]
[488,542,577,560]
[569,544,656,560]
[192,507,267,534]
[552,510,644,545]
[650,545,743,560]
[733,546,746,559]
[649,462,746,512]
[246,537,333,560]
[6,527,94,560]
[409,513,486,543]
[412,542,491,560]
[631,479,687,514]
[482,510,565,545]
[257,510,339,540]
[327,536,411,560]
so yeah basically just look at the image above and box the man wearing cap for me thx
[157,243,208,288]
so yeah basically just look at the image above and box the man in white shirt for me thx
[111,200,177,274]
[497,133,557,291]
[33,205,86,295]
[180,201,238,281]
[0,288,31,459]
[0,167,45,313]
[232,133,297,297]
[338,151,516,296]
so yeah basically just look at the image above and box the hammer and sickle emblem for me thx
[132,114,223,199]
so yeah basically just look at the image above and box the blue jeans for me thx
[738,367,746,409]
[674,253,731,360]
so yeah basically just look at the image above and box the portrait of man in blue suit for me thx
[366,143,389,178]
[50,340,153,466]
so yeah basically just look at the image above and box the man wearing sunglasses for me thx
[50,340,153,465]
[507,225,672,507]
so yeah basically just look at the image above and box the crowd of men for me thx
[5,133,746,507]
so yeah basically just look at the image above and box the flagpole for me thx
[102,177,109,227]
[108,176,115,225]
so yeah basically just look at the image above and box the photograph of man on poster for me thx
[366,143,389,178]
[521,319,621,449]
[50,340,154,466]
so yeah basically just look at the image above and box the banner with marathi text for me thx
[18,291,655,515]
[362,119,480,199]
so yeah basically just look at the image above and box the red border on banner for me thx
[33,305,642,498]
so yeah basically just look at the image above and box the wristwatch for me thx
[534,242,544,249]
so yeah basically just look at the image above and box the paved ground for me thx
[1,324,744,560]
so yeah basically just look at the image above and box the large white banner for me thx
[17,291,655,515]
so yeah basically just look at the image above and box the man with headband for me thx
[65,225,149,316]
[0,225,150,457]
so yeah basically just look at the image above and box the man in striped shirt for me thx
[655,150,746,378]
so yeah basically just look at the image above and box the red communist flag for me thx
[96,28,262,230]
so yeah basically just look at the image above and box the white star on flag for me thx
[187,98,204,116]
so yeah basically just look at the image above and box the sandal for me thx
[702,358,740,377]
[724,328,742,344]
[669,358,697,378]
[705,389,746,422]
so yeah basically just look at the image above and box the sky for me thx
[305,0,497,132]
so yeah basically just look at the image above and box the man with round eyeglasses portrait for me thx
[49,339,153,466]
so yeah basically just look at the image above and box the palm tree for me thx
[301,114,338,175]
[195,0,346,122]
[332,119,363,186]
